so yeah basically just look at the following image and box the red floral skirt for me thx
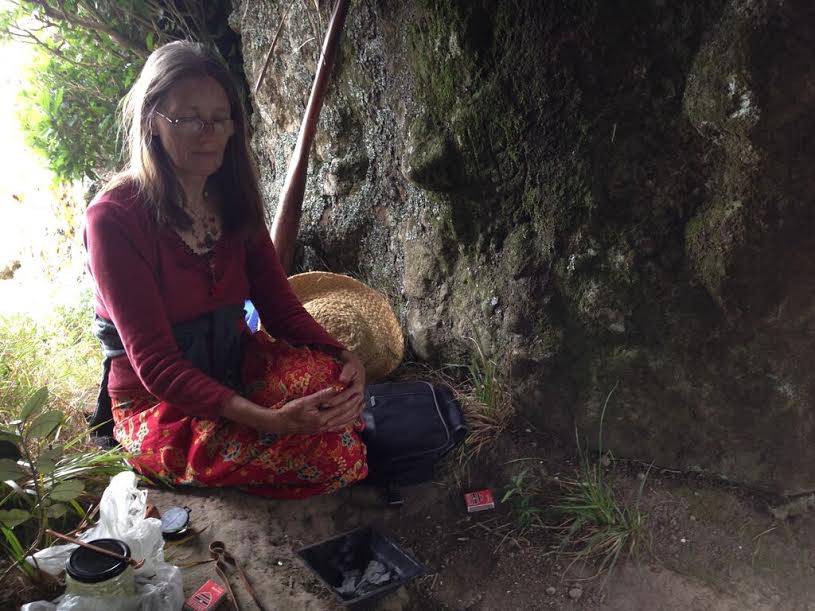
[111,332,368,499]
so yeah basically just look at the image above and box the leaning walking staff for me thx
[272,0,351,273]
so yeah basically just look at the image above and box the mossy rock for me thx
[239,0,815,495]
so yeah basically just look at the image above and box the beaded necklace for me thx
[178,189,221,255]
[174,189,225,298]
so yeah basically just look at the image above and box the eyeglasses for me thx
[154,111,235,137]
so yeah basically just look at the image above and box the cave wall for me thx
[232,0,815,495]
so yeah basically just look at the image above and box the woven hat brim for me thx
[289,272,404,381]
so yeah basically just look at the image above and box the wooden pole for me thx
[272,0,351,274]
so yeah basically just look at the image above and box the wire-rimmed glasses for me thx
[154,111,235,137]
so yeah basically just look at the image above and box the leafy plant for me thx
[1,0,240,183]
[0,387,128,580]
[15,34,139,183]
[501,468,545,531]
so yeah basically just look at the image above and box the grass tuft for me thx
[389,332,514,467]
[499,383,650,583]
[0,295,100,441]
[450,336,514,463]
[552,382,650,581]
[552,458,651,581]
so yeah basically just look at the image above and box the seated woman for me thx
[84,40,367,499]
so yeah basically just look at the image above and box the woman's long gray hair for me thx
[107,40,264,236]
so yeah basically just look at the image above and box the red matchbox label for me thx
[183,579,227,611]
[464,489,495,513]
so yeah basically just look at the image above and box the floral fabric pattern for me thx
[112,331,368,499]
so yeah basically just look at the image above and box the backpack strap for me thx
[88,356,118,446]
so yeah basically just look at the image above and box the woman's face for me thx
[153,76,233,183]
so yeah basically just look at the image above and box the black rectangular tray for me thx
[296,526,426,607]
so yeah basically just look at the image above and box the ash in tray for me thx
[337,559,392,597]
[333,538,394,598]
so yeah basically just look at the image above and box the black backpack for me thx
[360,381,467,504]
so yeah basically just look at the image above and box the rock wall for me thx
[232,0,815,495]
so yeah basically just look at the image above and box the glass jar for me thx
[65,538,136,597]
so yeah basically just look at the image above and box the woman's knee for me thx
[331,429,368,482]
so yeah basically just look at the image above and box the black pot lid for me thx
[66,538,131,583]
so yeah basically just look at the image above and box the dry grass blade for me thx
[163,524,210,548]
[451,336,514,465]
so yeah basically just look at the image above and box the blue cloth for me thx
[244,299,260,333]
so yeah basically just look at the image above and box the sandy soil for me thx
[136,426,815,611]
[3,422,813,610]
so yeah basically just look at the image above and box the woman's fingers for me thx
[321,384,358,408]
[276,384,365,434]
[294,386,339,408]
[275,387,338,434]
[338,360,355,385]
[322,395,360,425]
[338,350,365,386]
[321,393,363,430]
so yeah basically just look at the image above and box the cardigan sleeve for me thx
[246,229,345,351]
[84,197,235,417]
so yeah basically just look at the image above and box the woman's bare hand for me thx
[274,387,343,434]
[222,352,366,435]
[223,388,337,435]
[320,350,366,431]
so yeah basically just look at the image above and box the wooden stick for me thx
[272,0,351,274]
[46,529,144,569]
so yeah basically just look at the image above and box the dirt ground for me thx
[142,425,815,611]
[6,423,815,610]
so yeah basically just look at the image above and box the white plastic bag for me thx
[21,471,184,611]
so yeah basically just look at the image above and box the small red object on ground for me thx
[464,489,495,513]
[183,579,227,611]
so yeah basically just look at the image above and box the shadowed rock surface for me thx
[232,0,815,495]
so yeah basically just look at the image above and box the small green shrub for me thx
[501,468,545,531]
[0,387,128,580]
[0,293,127,582]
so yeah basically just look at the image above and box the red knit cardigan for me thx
[84,185,343,418]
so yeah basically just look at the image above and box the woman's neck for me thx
[178,175,210,212]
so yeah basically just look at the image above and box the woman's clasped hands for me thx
[237,349,366,436]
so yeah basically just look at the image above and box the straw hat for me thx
[288,272,404,382]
